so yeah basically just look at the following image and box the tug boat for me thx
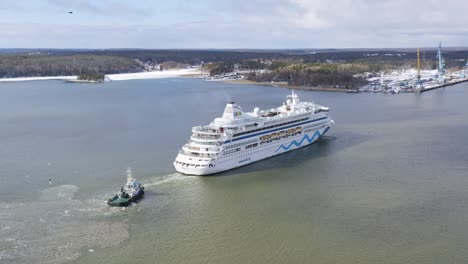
[107,168,144,207]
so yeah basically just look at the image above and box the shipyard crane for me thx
[417,48,421,84]
[436,42,445,83]
[414,48,423,91]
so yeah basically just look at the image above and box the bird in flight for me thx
[68,11,73,14]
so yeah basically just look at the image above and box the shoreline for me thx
[66,79,103,83]
[221,79,350,92]
[0,68,203,82]
[420,78,468,92]
[0,76,77,82]
[105,68,202,81]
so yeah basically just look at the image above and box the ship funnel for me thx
[222,102,244,119]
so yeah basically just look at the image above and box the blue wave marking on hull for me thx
[275,130,322,153]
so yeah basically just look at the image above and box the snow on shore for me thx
[0,68,202,82]
[106,68,202,81]
[0,76,77,82]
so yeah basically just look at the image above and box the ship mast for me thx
[127,167,134,182]
[287,90,299,105]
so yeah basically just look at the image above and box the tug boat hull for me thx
[107,188,144,207]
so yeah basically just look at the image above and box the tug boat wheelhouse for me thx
[174,91,334,175]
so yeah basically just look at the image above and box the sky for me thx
[1,0,468,49]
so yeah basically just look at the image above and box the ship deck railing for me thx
[191,134,222,140]
[179,150,216,158]
[183,145,222,153]
[189,140,223,146]
[192,126,221,134]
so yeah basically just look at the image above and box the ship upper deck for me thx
[206,91,328,129]
[188,91,330,146]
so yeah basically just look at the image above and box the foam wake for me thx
[142,172,183,188]
[0,185,128,264]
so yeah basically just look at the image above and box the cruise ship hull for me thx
[174,120,333,176]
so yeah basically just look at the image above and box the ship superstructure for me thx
[174,91,334,175]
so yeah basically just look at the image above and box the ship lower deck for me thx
[174,120,333,175]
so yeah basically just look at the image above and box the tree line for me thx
[77,72,105,81]
[1,48,467,79]
[0,54,142,78]
[247,62,369,89]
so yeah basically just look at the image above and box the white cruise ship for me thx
[174,91,334,175]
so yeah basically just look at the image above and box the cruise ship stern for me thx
[173,156,218,175]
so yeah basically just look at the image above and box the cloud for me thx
[46,0,149,17]
[1,0,468,48]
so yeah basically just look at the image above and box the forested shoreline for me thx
[0,54,142,78]
[2,49,468,87]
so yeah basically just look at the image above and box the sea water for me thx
[0,79,467,264]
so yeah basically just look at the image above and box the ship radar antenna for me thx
[288,89,299,104]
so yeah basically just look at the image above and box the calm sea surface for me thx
[0,78,467,264]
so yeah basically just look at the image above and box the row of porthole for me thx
[221,140,288,159]
[226,134,298,156]
[220,129,321,164]
[232,131,304,152]
[233,117,309,137]
[220,134,316,163]
[219,131,313,161]
[224,139,257,150]
[175,160,208,168]
[260,133,302,144]
[219,143,281,163]
[218,145,290,164]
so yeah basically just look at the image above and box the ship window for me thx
[232,117,310,137]
[245,143,258,149]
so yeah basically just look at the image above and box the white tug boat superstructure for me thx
[174,91,334,175]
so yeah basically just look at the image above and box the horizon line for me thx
[2,46,468,51]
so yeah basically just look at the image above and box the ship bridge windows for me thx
[192,133,221,140]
